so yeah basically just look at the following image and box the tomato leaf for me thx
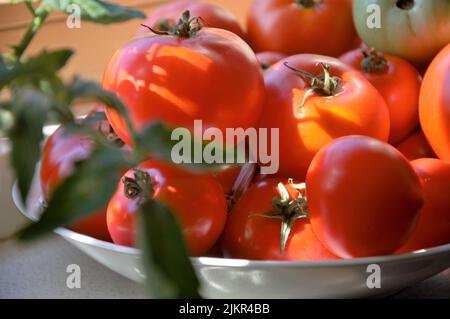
[68,78,126,115]
[67,78,135,136]
[9,88,51,202]
[0,49,73,90]
[18,144,131,240]
[139,199,201,299]
[36,0,145,24]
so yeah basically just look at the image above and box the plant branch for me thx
[14,7,49,59]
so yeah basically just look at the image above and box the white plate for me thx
[12,178,450,299]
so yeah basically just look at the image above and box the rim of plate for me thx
[12,181,450,269]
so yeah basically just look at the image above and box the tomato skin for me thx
[137,0,246,40]
[340,49,421,144]
[257,54,390,180]
[222,178,337,261]
[397,159,450,253]
[256,51,287,70]
[40,127,92,198]
[107,160,227,256]
[419,43,450,161]
[212,165,241,195]
[353,0,450,65]
[307,136,424,258]
[247,0,358,57]
[396,129,436,161]
[104,28,264,146]
[40,125,112,242]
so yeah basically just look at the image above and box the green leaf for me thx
[67,78,135,138]
[136,122,239,171]
[139,199,201,299]
[68,78,127,116]
[36,0,145,24]
[9,88,51,202]
[0,49,72,90]
[18,144,131,240]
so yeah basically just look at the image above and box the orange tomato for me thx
[419,43,450,161]
[396,129,436,161]
[398,159,450,252]
[257,54,390,179]
[137,0,246,40]
[340,48,421,144]
[104,23,264,146]
[222,178,337,261]
[247,0,358,56]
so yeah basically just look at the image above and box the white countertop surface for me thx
[0,140,449,299]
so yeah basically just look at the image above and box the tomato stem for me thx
[284,62,341,107]
[227,163,257,211]
[256,179,308,252]
[295,0,322,8]
[141,10,203,38]
[154,18,175,32]
[360,48,388,73]
[396,0,415,10]
[122,169,153,200]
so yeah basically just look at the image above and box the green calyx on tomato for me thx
[360,48,388,73]
[284,62,341,106]
[257,179,308,252]
[122,169,153,200]
[295,0,323,9]
[141,10,202,38]
[154,18,176,33]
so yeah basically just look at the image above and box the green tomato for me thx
[353,0,450,65]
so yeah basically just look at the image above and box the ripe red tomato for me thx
[137,0,246,40]
[222,178,337,261]
[247,0,358,57]
[107,160,228,256]
[340,48,421,144]
[396,129,436,161]
[104,14,264,146]
[398,159,450,253]
[419,43,450,161]
[257,54,390,179]
[256,51,287,70]
[40,113,115,242]
[306,136,424,258]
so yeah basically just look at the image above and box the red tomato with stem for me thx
[107,160,228,256]
[137,0,246,40]
[222,178,337,261]
[398,159,450,253]
[256,51,287,71]
[306,135,424,258]
[340,48,421,144]
[419,43,450,161]
[396,129,436,161]
[104,12,264,146]
[257,54,390,180]
[247,0,358,57]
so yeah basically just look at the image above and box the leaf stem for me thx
[14,6,49,59]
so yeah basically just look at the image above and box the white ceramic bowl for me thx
[13,178,450,299]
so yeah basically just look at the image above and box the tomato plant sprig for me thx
[0,1,205,298]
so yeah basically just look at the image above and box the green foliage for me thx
[1,0,202,299]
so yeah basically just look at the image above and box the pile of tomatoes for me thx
[40,0,450,261]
